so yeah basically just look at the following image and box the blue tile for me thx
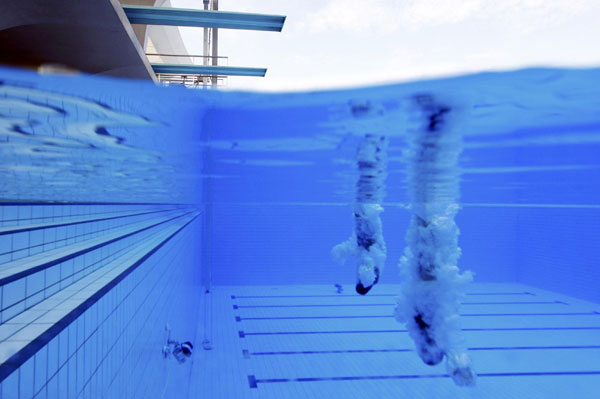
[2,207,19,226]
[31,206,44,220]
[30,230,44,255]
[66,226,76,244]
[58,365,68,399]
[2,300,25,322]
[13,232,29,251]
[84,341,92,391]
[46,266,60,291]
[48,337,59,380]
[58,331,68,369]
[84,311,93,340]
[11,248,29,262]
[33,386,47,399]
[47,376,58,399]
[60,259,75,286]
[20,356,35,399]
[43,228,56,252]
[1,369,19,399]
[18,206,32,223]
[3,278,26,309]
[34,346,48,395]
[67,324,76,357]
[76,350,84,394]
[0,234,12,264]
[25,291,45,310]
[57,226,67,242]
[76,319,84,351]
[27,273,45,298]
[74,256,84,275]
[67,360,77,399]
[45,282,59,298]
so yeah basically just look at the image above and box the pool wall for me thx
[0,203,202,398]
[207,203,599,303]
[208,205,519,285]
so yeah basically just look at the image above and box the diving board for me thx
[123,5,286,32]
[151,64,266,77]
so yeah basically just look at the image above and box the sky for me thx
[171,0,600,92]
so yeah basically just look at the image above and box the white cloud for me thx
[300,0,402,33]
[300,0,594,33]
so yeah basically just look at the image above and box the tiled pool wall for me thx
[0,203,202,399]
[208,203,600,303]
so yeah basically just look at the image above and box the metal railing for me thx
[146,53,229,88]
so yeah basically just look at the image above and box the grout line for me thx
[237,312,598,321]
[0,211,195,286]
[233,301,565,309]
[247,345,600,357]
[248,371,600,388]
[230,292,534,299]
[0,207,189,236]
[238,326,600,337]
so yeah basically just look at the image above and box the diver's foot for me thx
[446,352,476,386]
[416,341,444,365]
[355,267,380,295]
[355,282,373,295]
[356,267,379,295]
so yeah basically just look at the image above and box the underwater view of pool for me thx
[1,65,600,398]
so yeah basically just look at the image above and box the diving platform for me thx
[123,5,286,32]
[151,64,267,77]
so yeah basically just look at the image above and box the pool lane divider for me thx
[247,371,600,388]
[237,326,600,338]
[242,345,600,358]
[231,292,535,299]
[236,312,598,321]
[235,313,577,321]
[233,301,565,309]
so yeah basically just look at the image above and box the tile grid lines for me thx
[0,202,195,206]
[63,212,191,398]
[1,205,156,228]
[0,209,195,285]
[2,204,142,228]
[0,206,185,236]
[0,208,187,263]
[0,211,193,326]
[2,217,195,398]
[0,212,199,383]
[0,219,175,342]
[0,220,165,324]
[98,220,191,398]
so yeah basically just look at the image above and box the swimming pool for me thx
[1,66,599,398]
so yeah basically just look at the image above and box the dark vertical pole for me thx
[203,0,210,87]
[211,0,219,87]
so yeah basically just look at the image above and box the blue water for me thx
[1,66,600,398]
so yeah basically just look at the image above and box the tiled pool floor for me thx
[191,283,600,398]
